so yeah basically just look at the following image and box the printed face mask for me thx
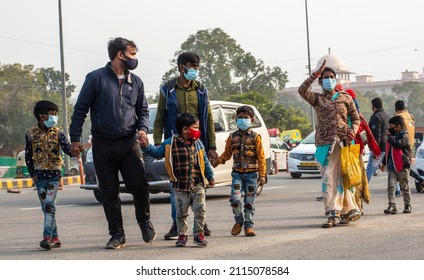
[236,118,251,131]
[187,127,201,140]
[322,78,336,91]
[183,66,199,80]
[44,115,58,128]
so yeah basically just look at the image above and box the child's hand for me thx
[138,136,149,148]
[208,179,215,188]
[381,165,386,172]
[258,176,266,186]
[210,158,218,168]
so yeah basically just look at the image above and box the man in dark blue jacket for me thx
[70,37,155,249]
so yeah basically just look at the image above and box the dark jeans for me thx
[92,137,151,236]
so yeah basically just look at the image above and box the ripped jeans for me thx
[230,171,258,229]
[35,174,60,238]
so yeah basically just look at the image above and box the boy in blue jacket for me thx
[381,115,411,214]
[141,113,215,247]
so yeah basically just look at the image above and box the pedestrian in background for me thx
[25,100,72,250]
[366,97,390,183]
[142,113,215,247]
[381,116,412,214]
[70,37,155,249]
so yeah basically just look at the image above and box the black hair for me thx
[395,100,405,111]
[389,115,405,129]
[318,66,336,80]
[371,97,383,109]
[236,105,255,119]
[34,100,59,121]
[177,52,200,68]
[107,37,138,60]
[176,113,200,134]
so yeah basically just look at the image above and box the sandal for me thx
[321,217,336,228]
[339,217,349,225]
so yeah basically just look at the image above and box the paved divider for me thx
[0,176,81,190]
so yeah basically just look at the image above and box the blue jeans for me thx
[230,171,258,229]
[35,175,60,238]
[366,151,385,183]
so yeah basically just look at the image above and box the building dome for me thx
[315,53,353,74]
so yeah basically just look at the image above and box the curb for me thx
[0,176,81,190]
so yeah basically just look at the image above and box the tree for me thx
[162,28,288,100]
[392,81,424,126]
[0,63,75,156]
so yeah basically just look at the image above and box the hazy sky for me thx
[1,0,423,98]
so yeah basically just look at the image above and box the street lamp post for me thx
[305,0,315,129]
[58,0,69,173]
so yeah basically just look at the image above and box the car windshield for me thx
[148,107,156,134]
[302,131,315,144]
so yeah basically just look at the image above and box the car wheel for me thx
[256,184,264,196]
[415,181,424,193]
[269,161,276,175]
[290,172,302,179]
[93,188,103,203]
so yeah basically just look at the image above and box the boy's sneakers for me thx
[175,235,188,247]
[106,234,126,249]
[231,223,243,235]
[245,227,256,237]
[193,233,208,246]
[40,236,61,250]
[164,222,178,240]
[139,221,156,243]
[51,237,61,248]
[384,205,398,214]
[403,204,412,213]
[40,237,52,250]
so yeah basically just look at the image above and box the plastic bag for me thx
[340,144,361,189]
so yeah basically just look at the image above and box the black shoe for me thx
[403,204,412,214]
[140,221,156,243]
[384,205,398,214]
[106,234,126,249]
[40,237,52,250]
[204,223,211,236]
[164,222,178,240]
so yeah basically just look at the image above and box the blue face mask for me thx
[183,66,199,80]
[236,118,251,131]
[44,115,58,128]
[121,54,138,70]
[322,78,336,91]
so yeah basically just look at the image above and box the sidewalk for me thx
[0,176,81,190]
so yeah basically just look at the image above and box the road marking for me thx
[19,205,78,211]
[264,186,286,190]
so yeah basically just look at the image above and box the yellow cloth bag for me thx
[340,144,361,190]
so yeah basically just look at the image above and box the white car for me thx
[288,131,370,179]
[81,101,272,202]
[288,131,319,178]
[269,137,291,174]
[415,141,424,192]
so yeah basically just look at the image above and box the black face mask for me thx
[388,127,397,135]
[121,54,138,70]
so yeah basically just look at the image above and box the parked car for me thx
[80,101,272,202]
[269,137,291,174]
[415,141,424,192]
[287,131,369,179]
